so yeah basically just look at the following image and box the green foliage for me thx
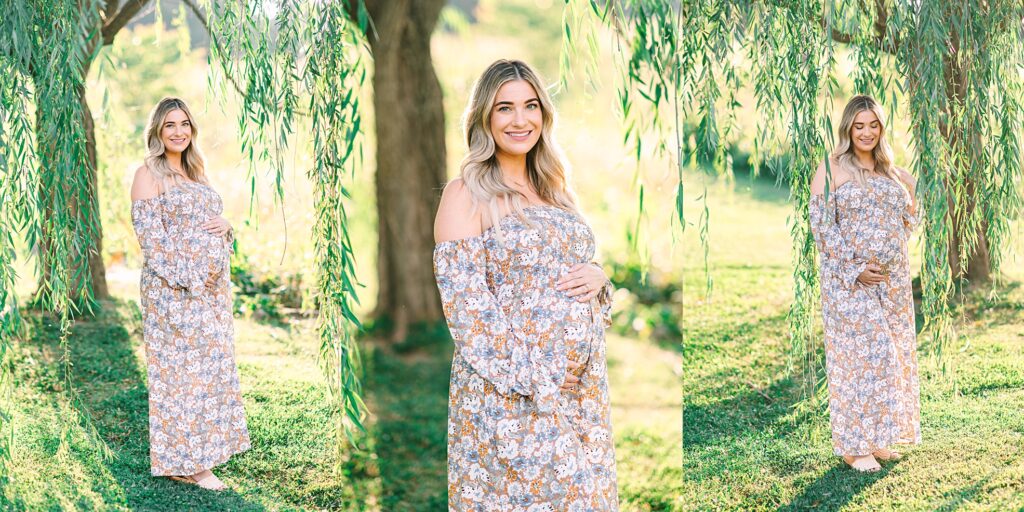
[1,0,108,482]
[201,0,372,452]
[230,246,305,324]
[607,261,682,348]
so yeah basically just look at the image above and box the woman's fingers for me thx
[561,280,579,293]
[556,275,583,289]
[562,361,584,390]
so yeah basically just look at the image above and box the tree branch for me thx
[101,0,149,45]
[819,0,899,54]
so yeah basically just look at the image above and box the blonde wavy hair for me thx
[831,95,900,187]
[143,97,207,188]
[457,59,579,242]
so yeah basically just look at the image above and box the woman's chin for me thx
[497,140,539,156]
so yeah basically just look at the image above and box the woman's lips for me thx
[505,130,532,141]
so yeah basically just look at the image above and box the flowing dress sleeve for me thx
[433,236,563,413]
[131,197,217,298]
[902,205,918,237]
[809,194,866,289]
[595,276,614,330]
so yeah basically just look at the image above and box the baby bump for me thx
[534,288,594,375]
[184,228,230,270]
[856,229,906,273]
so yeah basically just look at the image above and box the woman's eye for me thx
[527,103,538,110]
[498,106,510,113]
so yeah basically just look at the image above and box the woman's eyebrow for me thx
[494,98,540,107]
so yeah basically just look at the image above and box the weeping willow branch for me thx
[305,2,369,450]
[0,0,114,479]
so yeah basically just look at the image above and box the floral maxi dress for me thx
[131,180,251,476]
[810,175,921,456]
[433,205,618,511]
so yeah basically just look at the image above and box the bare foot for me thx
[169,469,227,491]
[872,448,902,461]
[192,470,227,490]
[842,454,881,473]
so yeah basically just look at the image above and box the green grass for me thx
[3,299,380,512]
[2,278,680,510]
[680,177,1024,511]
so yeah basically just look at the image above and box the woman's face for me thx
[161,108,192,156]
[850,109,881,154]
[489,79,543,158]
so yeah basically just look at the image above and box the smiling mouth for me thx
[505,130,532,139]
[169,138,187,144]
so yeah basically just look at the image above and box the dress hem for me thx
[150,441,252,477]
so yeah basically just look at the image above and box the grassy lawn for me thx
[680,176,1024,511]
[1,272,680,511]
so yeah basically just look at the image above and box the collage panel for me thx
[679,2,1024,511]
[1,1,683,511]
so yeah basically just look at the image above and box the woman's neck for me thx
[165,151,184,174]
[853,149,875,172]
[496,151,528,186]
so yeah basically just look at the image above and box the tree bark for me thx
[80,91,110,300]
[941,23,992,286]
[34,89,110,305]
[361,0,448,341]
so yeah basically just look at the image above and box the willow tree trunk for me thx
[941,28,992,286]
[34,86,109,305]
[362,0,447,342]
[80,91,110,300]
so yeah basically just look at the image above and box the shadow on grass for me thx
[684,333,832,485]
[8,300,268,511]
[778,462,894,511]
[362,325,451,511]
[684,373,810,484]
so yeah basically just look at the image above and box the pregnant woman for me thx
[130,97,250,490]
[809,94,921,473]
[433,59,618,510]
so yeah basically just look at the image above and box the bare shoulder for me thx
[810,158,846,195]
[434,178,482,244]
[131,165,161,201]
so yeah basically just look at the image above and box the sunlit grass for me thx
[681,175,1024,511]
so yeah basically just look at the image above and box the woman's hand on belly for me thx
[201,215,232,238]
[559,360,583,391]
[556,262,608,302]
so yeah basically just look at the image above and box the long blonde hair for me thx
[457,59,578,241]
[831,95,899,186]
[143,97,207,188]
